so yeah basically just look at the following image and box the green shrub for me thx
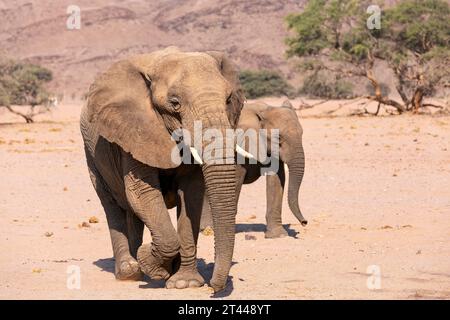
[286,0,450,112]
[299,72,354,99]
[0,57,53,123]
[239,70,294,99]
[0,58,52,107]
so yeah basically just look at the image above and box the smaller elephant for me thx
[200,100,307,238]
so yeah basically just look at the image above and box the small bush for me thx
[0,58,52,106]
[0,57,53,123]
[239,70,294,99]
[300,72,354,99]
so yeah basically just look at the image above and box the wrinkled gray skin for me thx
[80,47,244,292]
[200,101,307,238]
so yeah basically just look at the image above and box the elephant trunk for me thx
[286,143,307,226]
[196,108,237,293]
[202,161,237,292]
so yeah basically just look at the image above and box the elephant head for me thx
[239,101,307,226]
[86,47,245,292]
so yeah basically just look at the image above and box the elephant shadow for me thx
[197,259,236,298]
[235,223,299,238]
[93,257,115,273]
[93,257,165,288]
[93,257,237,294]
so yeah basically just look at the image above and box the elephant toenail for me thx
[176,280,188,289]
[188,279,202,288]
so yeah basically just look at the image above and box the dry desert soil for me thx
[0,100,449,299]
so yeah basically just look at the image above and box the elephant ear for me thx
[205,51,245,128]
[235,107,270,164]
[86,58,181,169]
[252,108,286,162]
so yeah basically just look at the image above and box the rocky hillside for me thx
[0,0,307,101]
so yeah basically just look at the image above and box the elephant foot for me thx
[137,243,175,281]
[166,266,205,289]
[115,256,143,281]
[265,225,288,239]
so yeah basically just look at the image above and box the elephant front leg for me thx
[166,174,205,289]
[123,155,180,281]
[265,162,288,238]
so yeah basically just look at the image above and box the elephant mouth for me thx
[174,120,283,166]
[189,145,253,165]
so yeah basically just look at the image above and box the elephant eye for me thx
[169,97,181,110]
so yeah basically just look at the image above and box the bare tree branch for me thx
[3,105,51,123]
[296,98,329,110]
[422,103,444,109]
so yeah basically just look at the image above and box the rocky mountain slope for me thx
[0,0,307,100]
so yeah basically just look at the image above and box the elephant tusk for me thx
[236,145,255,159]
[189,147,203,165]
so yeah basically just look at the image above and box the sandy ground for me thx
[0,101,449,299]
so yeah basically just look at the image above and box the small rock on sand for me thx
[88,216,99,223]
[79,222,90,228]
[201,226,214,236]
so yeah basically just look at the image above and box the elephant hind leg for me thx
[126,210,144,259]
[95,186,142,281]
[85,149,142,280]
[93,185,142,281]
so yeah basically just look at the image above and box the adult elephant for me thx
[200,101,307,238]
[80,47,245,292]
